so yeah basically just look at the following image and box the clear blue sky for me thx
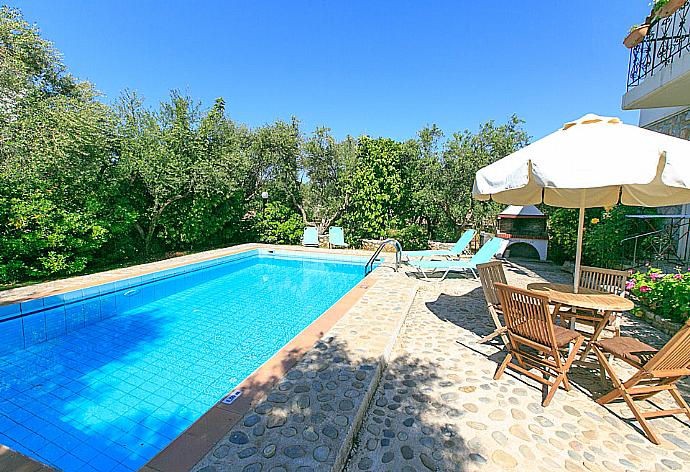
[11,0,650,141]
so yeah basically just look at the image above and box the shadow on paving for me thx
[191,337,383,471]
[425,284,690,446]
[191,331,472,472]
[344,354,471,472]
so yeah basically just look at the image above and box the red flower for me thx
[640,285,651,293]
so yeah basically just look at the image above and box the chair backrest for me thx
[328,226,345,245]
[303,227,318,245]
[579,266,628,297]
[449,229,477,254]
[477,261,507,307]
[469,237,505,265]
[495,283,556,349]
[644,318,690,372]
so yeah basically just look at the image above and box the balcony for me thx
[623,2,690,110]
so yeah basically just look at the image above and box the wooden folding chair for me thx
[476,261,509,347]
[494,283,585,406]
[592,318,690,445]
[558,266,629,358]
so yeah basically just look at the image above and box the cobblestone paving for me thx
[346,260,690,472]
[192,268,418,472]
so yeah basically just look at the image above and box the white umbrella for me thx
[472,113,690,291]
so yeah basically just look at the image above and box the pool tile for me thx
[64,303,85,332]
[54,453,87,471]
[0,318,25,354]
[86,453,121,472]
[20,298,44,315]
[82,298,101,325]
[61,289,84,304]
[22,312,47,346]
[0,303,20,321]
[44,305,67,340]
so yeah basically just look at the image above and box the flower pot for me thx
[654,0,687,18]
[624,24,650,48]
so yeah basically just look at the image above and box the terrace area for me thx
[129,250,688,472]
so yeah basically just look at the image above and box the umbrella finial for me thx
[563,114,621,130]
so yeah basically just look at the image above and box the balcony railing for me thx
[627,3,690,90]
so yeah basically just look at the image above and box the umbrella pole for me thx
[573,206,585,293]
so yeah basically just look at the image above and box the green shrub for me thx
[387,224,428,250]
[628,269,690,324]
[546,205,656,268]
[254,202,305,245]
[0,193,110,283]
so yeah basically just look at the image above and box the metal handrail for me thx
[365,238,402,275]
[627,3,690,90]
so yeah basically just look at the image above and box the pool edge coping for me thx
[0,244,383,307]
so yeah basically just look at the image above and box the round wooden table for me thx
[526,283,634,313]
[527,282,635,360]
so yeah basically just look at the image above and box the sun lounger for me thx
[302,227,319,247]
[408,237,505,280]
[328,226,348,249]
[402,229,476,260]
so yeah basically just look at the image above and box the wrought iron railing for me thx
[627,3,690,90]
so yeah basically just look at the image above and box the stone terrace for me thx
[345,260,690,472]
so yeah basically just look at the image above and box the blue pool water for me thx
[0,251,367,471]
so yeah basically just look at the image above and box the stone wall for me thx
[643,110,690,259]
[634,306,684,336]
[360,240,455,252]
[645,108,690,139]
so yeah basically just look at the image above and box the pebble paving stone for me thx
[192,267,418,471]
[344,260,690,472]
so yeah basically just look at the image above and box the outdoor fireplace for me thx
[496,205,548,261]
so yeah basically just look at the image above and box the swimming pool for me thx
[0,249,369,471]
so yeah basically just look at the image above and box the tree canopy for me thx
[0,7,532,284]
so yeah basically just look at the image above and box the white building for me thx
[622,2,690,260]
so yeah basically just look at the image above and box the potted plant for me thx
[624,23,651,48]
[652,0,687,19]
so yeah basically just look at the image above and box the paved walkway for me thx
[345,260,690,472]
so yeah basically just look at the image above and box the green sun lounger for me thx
[302,227,319,247]
[402,229,476,260]
[328,226,348,248]
[409,237,506,281]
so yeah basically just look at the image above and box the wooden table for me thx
[527,282,635,360]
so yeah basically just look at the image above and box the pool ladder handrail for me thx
[365,238,402,275]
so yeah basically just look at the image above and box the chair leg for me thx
[542,339,581,408]
[593,348,661,445]
[669,386,690,422]
[479,306,508,346]
[580,314,610,361]
[543,373,566,407]
[478,328,505,344]
[499,330,509,347]
[494,353,512,380]
[593,347,623,404]
[623,390,662,445]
